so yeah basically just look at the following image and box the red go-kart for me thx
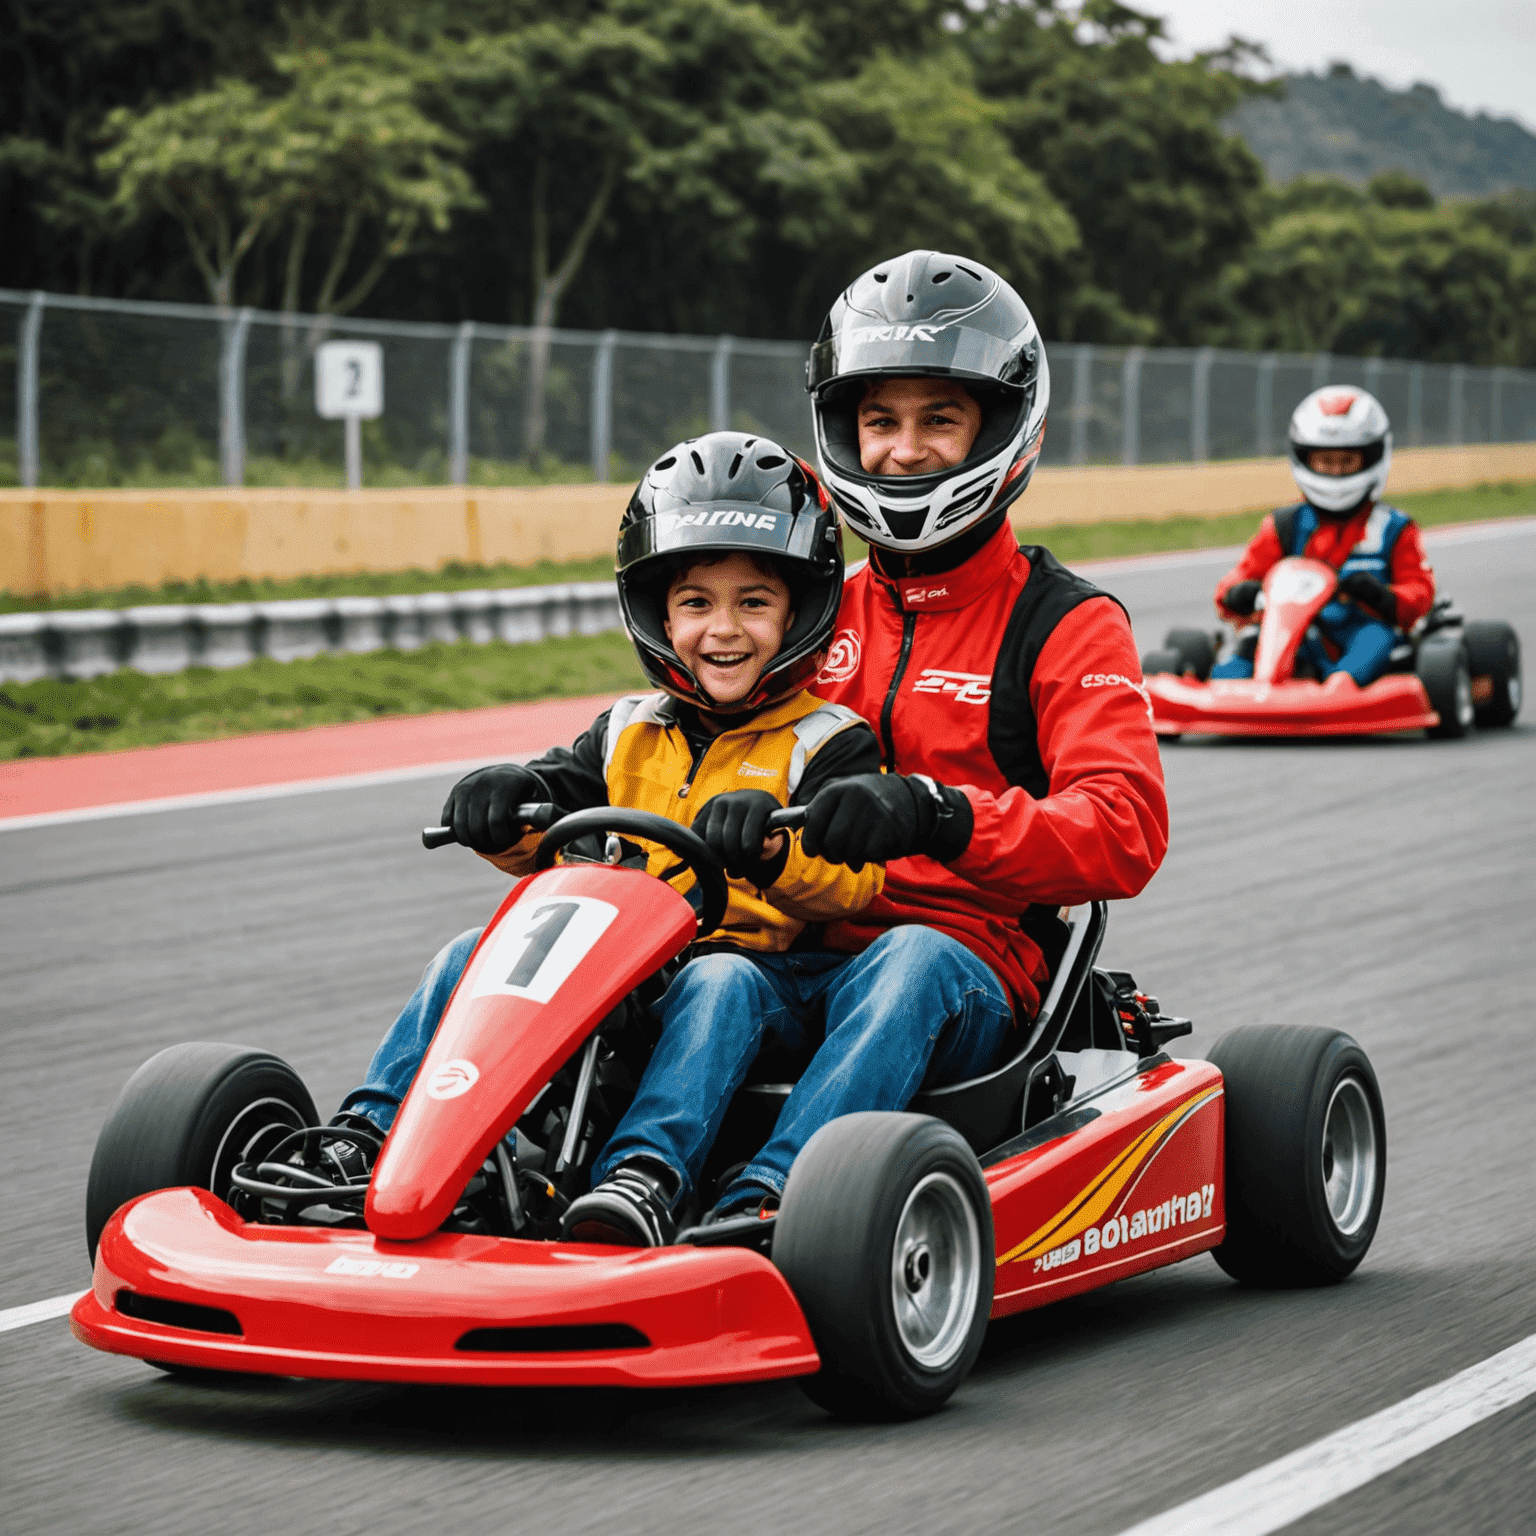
[75,805,1387,1417]
[1141,556,1522,740]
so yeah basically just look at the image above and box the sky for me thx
[1145,0,1536,134]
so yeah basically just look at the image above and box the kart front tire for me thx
[1417,634,1474,739]
[1207,1026,1385,1287]
[1163,628,1216,681]
[1463,621,1521,728]
[86,1042,317,1260]
[1141,647,1185,677]
[774,1113,993,1420]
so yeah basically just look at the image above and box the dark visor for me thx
[618,503,817,573]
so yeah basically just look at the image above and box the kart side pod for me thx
[366,864,698,1241]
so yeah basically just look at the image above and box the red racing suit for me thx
[815,519,1169,1016]
[1215,502,1435,631]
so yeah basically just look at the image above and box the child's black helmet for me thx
[617,431,843,712]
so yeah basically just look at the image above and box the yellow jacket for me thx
[485,689,884,952]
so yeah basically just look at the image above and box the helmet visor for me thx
[808,322,1036,396]
[617,501,822,572]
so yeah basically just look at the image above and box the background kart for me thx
[1141,555,1522,740]
[75,805,1386,1418]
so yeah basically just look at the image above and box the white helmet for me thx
[806,250,1049,554]
[1288,386,1392,515]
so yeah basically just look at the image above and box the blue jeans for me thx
[1213,606,1396,686]
[342,924,1013,1207]
[594,926,1013,1204]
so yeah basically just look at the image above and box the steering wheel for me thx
[532,807,730,935]
[424,802,806,937]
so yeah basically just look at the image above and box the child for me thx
[1212,386,1435,684]
[327,431,885,1246]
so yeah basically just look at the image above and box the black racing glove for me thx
[441,763,548,853]
[691,789,791,888]
[801,773,974,873]
[1223,579,1262,618]
[1338,571,1397,624]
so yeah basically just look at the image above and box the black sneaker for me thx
[560,1158,681,1247]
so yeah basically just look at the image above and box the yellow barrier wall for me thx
[4,444,1534,597]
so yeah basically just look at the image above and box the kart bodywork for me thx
[1144,558,1441,739]
[77,808,1364,1414]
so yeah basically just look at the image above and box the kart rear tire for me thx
[774,1113,993,1420]
[86,1043,317,1261]
[1163,628,1216,682]
[1463,621,1521,728]
[1206,1026,1385,1287]
[1141,647,1185,678]
[1416,634,1474,739]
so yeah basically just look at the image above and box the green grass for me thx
[3,476,1530,761]
[0,633,645,761]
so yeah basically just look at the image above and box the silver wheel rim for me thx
[1508,675,1521,712]
[1321,1076,1378,1236]
[889,1171,982,1371]
[210,1097,307,1194]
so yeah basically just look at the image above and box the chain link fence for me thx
[4,289,1534,490]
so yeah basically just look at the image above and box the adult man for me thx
[686,249,1169,1217]
[1210,386,1434,683]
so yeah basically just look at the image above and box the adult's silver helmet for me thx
[1288,386,1392,515]
[616,431,842,713]
[806,249,1050,554]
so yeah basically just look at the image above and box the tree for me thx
[425,0,858,452]
[801,50,1079,324]
[99,78,278,307]
[0,0,283,297]
[1219,177,1536,364]
[958,0,1269,343]
[98,47,479,313]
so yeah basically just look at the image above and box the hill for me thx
[1230,65,1536,198]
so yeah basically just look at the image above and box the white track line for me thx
[0,753,528,834]
[1116,1331,1536,1536]
[0,1291,85,1334]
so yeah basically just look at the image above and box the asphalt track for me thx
[4,523,1534,1535]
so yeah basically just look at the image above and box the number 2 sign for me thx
[315,341,384,420]
[468,894,619,1006]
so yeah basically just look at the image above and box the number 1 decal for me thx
[469,894,618,1005]
[504,902,579,987]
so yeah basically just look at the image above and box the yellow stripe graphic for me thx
[997,1086,1221,1267]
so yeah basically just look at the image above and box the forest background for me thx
[4,0,1535,367]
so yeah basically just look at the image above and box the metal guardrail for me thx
[0,583,623,684]
[4,289,1533,493]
